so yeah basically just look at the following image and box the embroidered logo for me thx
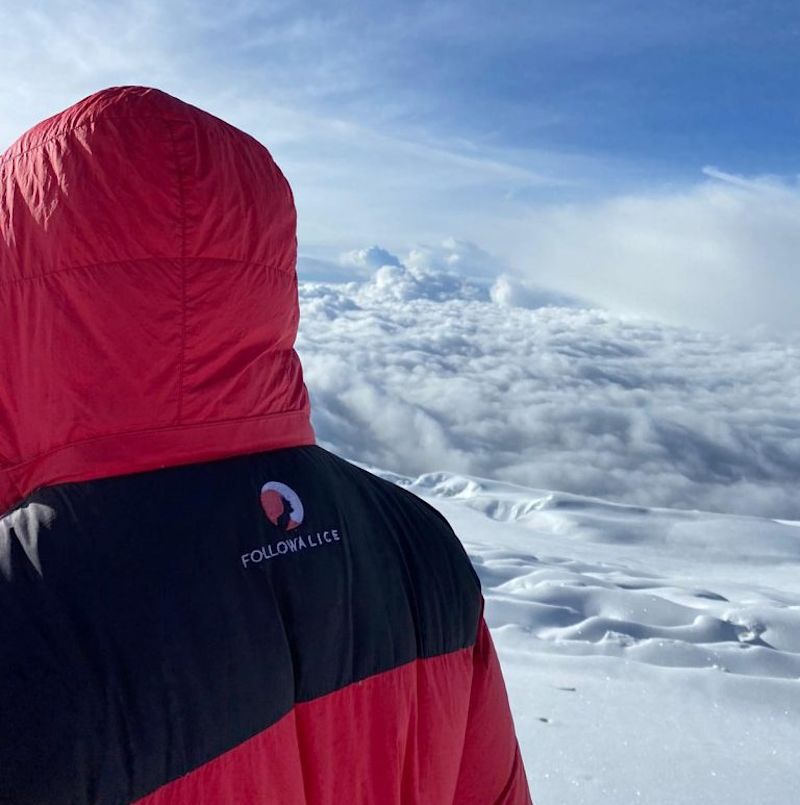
[243,480,342,569]
[259,481,304,531]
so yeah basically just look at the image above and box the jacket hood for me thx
[0,86,314,513]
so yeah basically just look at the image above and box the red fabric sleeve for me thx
[452,613,534,804]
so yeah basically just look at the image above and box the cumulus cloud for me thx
[489,274,586,310]
[341,245,403,271]
[307,239,584,309]
[404,238,506,279]
[298,260,800,519]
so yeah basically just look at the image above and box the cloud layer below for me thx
[298,248,800,519]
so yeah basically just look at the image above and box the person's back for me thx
[0,86,531,804]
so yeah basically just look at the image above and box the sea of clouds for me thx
[297,243,800,520]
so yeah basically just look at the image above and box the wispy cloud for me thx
[0,0,598,253]
[502,170,800,333]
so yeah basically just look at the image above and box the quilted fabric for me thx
[0,86,314,514]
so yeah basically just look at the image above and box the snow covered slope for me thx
[373,468,800,805]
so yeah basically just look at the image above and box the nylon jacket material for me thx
[0,86,532,804]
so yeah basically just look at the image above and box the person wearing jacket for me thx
[0,86,532,805]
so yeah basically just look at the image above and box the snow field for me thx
[387,470,800,804]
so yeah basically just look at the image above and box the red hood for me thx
[0,86,314,513]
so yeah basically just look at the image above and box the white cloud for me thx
[299,260,800,519]
[340,245,402,271]
[508,170,800,334]
[321,240,583,308]
[405,238,507,279]
[489,274,586,310]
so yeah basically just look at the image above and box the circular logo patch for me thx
[260,481,304,531]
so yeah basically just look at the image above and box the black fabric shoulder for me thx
[0,445,481,804]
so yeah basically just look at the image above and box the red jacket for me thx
[0,86,532,804]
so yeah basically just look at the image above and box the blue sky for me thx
[277,0,800,175]
[2,0,800,330]
[171,0,800,177]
